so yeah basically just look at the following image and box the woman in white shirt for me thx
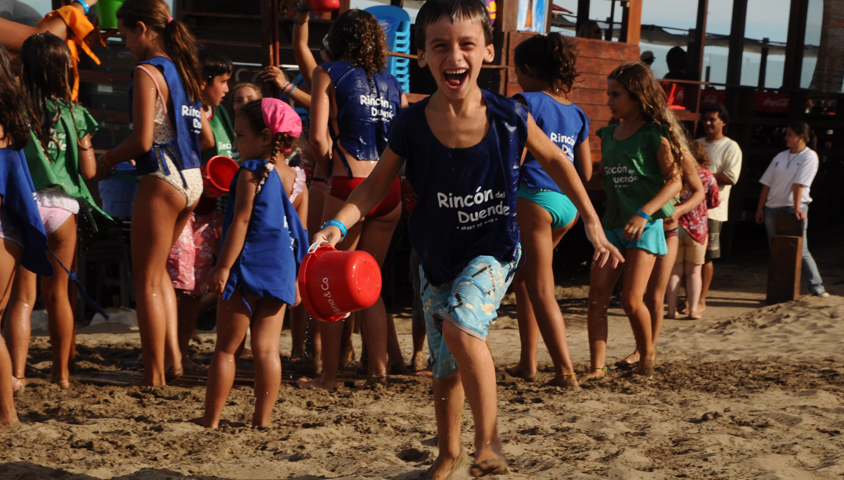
[755,121,827,297]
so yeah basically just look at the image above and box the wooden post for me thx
[766,212,804,305]
[576,0,591,34]
[690,0,708,81]
[782,0,810,91]
[261,0,280,98]
[622,0,641,45]
[498,0,521,33]
[726,0,748,86]
[758,38,769,89]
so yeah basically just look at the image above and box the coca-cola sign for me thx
[755,92,790,113]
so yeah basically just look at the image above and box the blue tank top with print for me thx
[220,159,309,306]
[128,56,203,176]
[516,92,590,193]
[323,61,403,178]
[388,90,528,287]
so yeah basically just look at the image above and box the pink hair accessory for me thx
[262,98,303,151]
[168,17,174,23]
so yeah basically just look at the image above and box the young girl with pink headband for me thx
[202,98,308,429]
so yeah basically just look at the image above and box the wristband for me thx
[74,0,90,14]
[288,84,298,96]
[635,209,651,221]
[280,82,293,96]
[322,219,347,240]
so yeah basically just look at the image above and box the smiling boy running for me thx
[311,1,622,477]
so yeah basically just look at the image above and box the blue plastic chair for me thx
[365,5,411,93]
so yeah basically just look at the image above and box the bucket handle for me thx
[307,241,330,254]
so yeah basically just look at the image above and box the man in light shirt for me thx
[696,103,742,312]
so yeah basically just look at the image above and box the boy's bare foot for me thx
[545,373,579,389]
[420,449,468,480]
[469,456,509,477]
[199,416,218,429]
[687,311,703,320]
[296,376,337,392]
[504,365,537,382]
[584,366,609,381]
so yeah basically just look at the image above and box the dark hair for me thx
[666,46,688,72]
[688,140,711,169]
[20,33,76,158]
[415,0,493,51]
[117,0,203,101]
[514,33,579,95]
[328,9,386,80]
[608,61,686,175]
[238,100,295,173]
[0,44,30,150]
[198,48,232,83]
[788,120,816,150]
[700,102,730,127]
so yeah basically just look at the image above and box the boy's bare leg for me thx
[386,312,408,374]
[425,373,466,480]
[441,321,503,468]
[410,323,429,375]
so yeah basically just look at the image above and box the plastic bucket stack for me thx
[298,243,382,322]
[365,6,411,93]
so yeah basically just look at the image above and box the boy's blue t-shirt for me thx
[516,92,590,193]
[323,61,403,178]
[388,89,528,287]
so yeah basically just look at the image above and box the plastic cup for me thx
[96,0,125,30]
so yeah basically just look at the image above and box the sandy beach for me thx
[1,227,842,480]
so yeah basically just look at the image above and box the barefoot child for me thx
[98,0,213,386]
[312,0,621,475]
[5,33,105,390]
[666,141,719,319]
[0,43,52,426]
[506,32,591,387]
[586,61,683,379]
[202,98,308,429]
[169,48,236,375]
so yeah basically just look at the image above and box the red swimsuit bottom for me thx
[328,175,401,218]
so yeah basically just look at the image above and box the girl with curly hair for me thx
[586,61,684,379]
[298,8,408,392]
[505,33,591,388]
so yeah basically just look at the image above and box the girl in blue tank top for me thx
[300,9,409,393]
[506,33,591,388]
[203,99,308,429]
[95,0,213,387]
[0,43,52,427]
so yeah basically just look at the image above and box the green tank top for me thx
[202,106,239,163]
[23,99,110,226]
[597,122,674,229]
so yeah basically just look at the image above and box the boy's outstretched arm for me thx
[314,148,405,245]
[525,115,623,268]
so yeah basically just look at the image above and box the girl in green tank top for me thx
[7,33,103,390]
[586,62,684,381]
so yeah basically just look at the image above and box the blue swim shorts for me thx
[604,218,668,255]
[517,184,577,230]
[419,245,522,379]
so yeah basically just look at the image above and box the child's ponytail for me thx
[117,0,202,101]
[514,32,579,95]
[0,44,29,150]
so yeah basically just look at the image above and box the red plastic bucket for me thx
[311,0,340,13]
[201,155,239,198]
[298,243,382,322]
